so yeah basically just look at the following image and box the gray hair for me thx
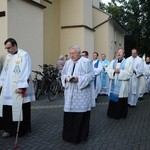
[69,45,81,52]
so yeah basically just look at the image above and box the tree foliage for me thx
[100,0,150,56]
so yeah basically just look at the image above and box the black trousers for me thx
[62,111,91,144]
[0,102,31,136]
[107,98,128,119]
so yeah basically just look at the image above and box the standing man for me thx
[0,38,35,137]
[81,51,89,58]
[61,45,95,144]
[106,48,132,119]
[92,52,103,99]
[99,54,110,95]
[127,49,144,107]
[56,55,65,74]
[143,56,150,94]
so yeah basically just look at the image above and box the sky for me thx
[101,0,112,4]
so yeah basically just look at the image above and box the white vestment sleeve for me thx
[61,62,69,89]
[17,53,31,88]
[135,58,144,77]
[93,61,103,75]
[0,60,7,87]
[106,60,115,79]
[143,62,150,76]
[78,61,94,90]
[118,59,133,80]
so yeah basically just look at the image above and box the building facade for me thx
[0,0,45,71]
[41,0,125,61]
[0,0,125,71]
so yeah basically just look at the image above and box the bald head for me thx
[131,49,138,58]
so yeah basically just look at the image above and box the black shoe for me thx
[138,97,144,101]
[128,104,136,108]
[128,104,132,107]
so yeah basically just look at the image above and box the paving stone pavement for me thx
[0,93,150,150]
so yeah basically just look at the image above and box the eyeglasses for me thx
[5,46,13,50]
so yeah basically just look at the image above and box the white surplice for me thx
[92,59,103,99]
[143,62,150,93]
[138,76,146,98]
[106,58,133,98]
[0,49,35,121]
[127,56,144,106]
[61,57,95,112]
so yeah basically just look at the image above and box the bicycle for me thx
[32,70,43,100]
[47,74,64,101]
[32,64,64,101]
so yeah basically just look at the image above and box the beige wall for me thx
[0,0,8,71]
[61,0,84,26]
[60,0,94,60]
[108,21,125,60]
[0,0,125,72]
[93,7,125,61]
[93,7,109,27]
[108,22,115,59]
[93,8,110,59]
[60,27,94,59]
[84,28,94,59]
[83,0,93,28]
[42,0,60,65]
[94,23,110,59]
[43,1,124,62]
[60,28,84,56]
[7,0,44,71]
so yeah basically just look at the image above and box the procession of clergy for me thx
[1,40,150,145]
[61,46,150,144]
[89,49,150,119]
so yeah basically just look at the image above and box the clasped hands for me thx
[0,87,24,94]
[66,76,78,83]
[114,68,120,74]
[15,88,23,94]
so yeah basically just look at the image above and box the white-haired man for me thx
[61,45,95,144]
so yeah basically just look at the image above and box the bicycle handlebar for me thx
[32,70,43,76]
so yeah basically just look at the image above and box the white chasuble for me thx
[0,49,35,121]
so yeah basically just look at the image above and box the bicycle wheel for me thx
[33,79,40,100]
[33,79,38,94]
[35,80,42,100]
[47,81,60,101]
[35,79,46,100]
[58,84,64,98]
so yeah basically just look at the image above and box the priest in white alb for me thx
[92,52,103,100]
[61,45,95,144]
[127,49,144,107]
[106,48,133,119]
[0,38,35,137]
[143,56,150,94]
